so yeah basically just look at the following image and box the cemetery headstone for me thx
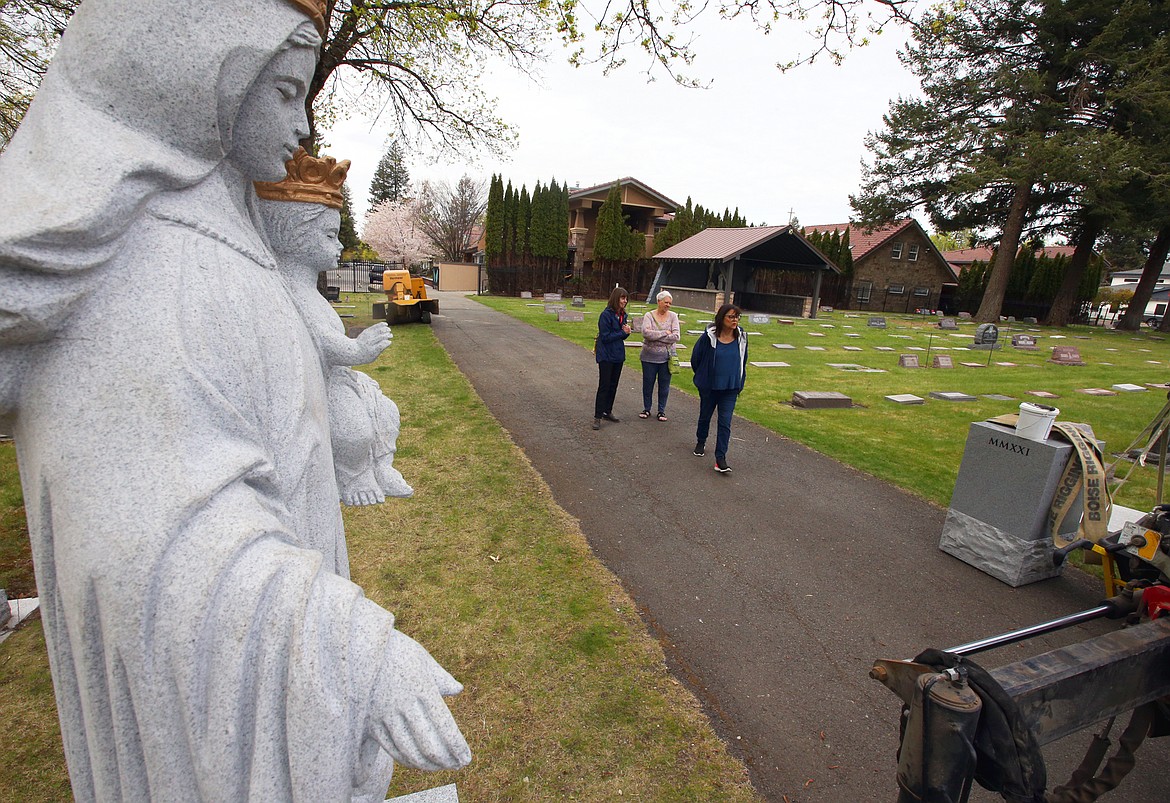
[932,355,954,369]
[772,343,796,349]
[749,361,790,368]
[886,394,926,404]
[1049,346,1086,366]
[929,391,977,401]
[629,316,643,332]
[748,313,770,324]
[543,292,562,301]
[899,354,921,368]
[972,323,1000,349]
[1011,334,1038,350]
[1077,388,1118,396]
[556,309,584,323]
[939,317,959,330]
[544,303,566,315]
[1112,383,1147,392]
[868,316,887,328]
[958,311,973,320]
[1023,317,1038,324]
[792,391,853,408]
[520,291,532,299]
[571,296,585,307]
[1027,390,1061,398]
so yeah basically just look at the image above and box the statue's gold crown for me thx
[285,0,326,35]
[255,147,350,209]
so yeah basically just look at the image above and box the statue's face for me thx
[304,208,343,271]
[228,45,315,181]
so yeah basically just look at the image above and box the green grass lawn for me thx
[476,295,1170,511]
[0,294,757,801]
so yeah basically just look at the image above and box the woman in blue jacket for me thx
[593,286,632,429]
[691,303,748,472]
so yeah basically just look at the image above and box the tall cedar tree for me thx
[484,174,505,268]
[368,139,410,206]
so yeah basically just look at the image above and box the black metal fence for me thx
[329,260,404,292]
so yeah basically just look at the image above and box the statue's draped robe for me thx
[15,199,396,801]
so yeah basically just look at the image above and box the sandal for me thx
[638,410,650,419]
[657,412,668,421]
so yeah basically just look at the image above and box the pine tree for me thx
[368,139,410,206]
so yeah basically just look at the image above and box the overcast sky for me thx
[325,13,923,235]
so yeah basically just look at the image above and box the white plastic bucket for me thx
[1017,402,1059,442]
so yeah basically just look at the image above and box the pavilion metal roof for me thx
[654,226,839,272]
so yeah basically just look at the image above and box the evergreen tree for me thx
[595,183,641,262]
[518,184,532,258]
[368,139,410,206]
[840,228,854,278]
[339,184,361,252]
[502,181,515,264]
[484,174,504,268]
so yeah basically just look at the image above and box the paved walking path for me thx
[429,292,1170,802]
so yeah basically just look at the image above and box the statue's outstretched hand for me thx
[368,629,471,771]
[355,322,393,363]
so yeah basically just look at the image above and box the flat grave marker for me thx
[772,343,796,349]
[793,391,853,408]
[1077,388,1118,396]
[750,361,790,368]
[983,394,1015,401]
[959,362,985,368]
[868,317,887,328]
[748,314,770,324]
[1113,383,1147,392]
[995,362,1018,367]
[874,346,895,352]
[827,363,886,372]
[1027,390,1060,398]
[886,394,926,404]
[843,346,863,351]
[805,346,826,351]
[929,391,977,401]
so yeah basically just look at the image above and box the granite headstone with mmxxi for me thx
[939,420,1089,586]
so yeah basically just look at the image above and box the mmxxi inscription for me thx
[988,436,1031,456]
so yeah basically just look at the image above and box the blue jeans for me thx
[696,388,739,460]
[641,360,672,414]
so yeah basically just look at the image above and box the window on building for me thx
[891,242,903,259]
[887,284,906,295]
[856,281,872,303]
[913,286,930,297]
[907,244,920,261]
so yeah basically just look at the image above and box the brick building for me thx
[804,219,959,313]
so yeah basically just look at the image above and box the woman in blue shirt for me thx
[690,303,748,472]
[592,286,631,429]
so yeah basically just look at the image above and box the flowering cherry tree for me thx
[362,199,436,268]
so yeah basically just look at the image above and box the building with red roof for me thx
[803,219,959,313]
